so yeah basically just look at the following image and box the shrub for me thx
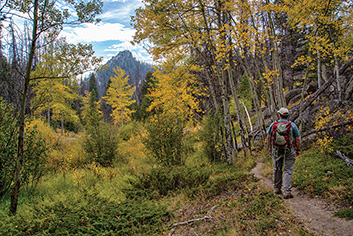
[117,120,141,141]
[329,135,353,157]
[21,130,48,188]
[334,207,353,220]
[293,148,353,205]
[198,114,222,162]
[189,169,257,199]
[84,122,119,167]
[0,98,17,198]
[144,113,185,166]
[0,190,172,235]
[124,166,212,199]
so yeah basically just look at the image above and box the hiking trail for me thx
[250,162,353,236]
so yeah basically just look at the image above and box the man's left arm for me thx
[294,137,300,156]
[292,122,301,156]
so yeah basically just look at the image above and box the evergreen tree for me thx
[83,90,118,167]
[88,73,99,102]
[133,70,155,121]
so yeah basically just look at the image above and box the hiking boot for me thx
[274,188,282,194]
[283,193,293,199]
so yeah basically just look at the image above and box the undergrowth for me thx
[163,162,313,235]
[0,189,171,235]
[0,119,335,235]
[293,135,353,219]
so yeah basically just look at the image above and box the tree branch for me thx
[169,205,217,236]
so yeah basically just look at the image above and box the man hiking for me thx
[267,108,301,199]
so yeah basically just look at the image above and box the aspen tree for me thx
[280,0,353,100]
[103,66,136,126]
[6,0,102,215]
[148,52,203,121]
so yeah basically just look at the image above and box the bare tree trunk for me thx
[329,28,342,100]
[48,80,52,126]
[242,101,253,132]
[228,67,247,157]
[261,57,276,121]
[298,62,310,134]
[316,41,322,90]
[205,70,220,114]
[238,51,267,146]
[266,1,286,108]
[218,65,235,165]
[10,0,39,215]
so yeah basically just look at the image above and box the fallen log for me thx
[301,120,353,138]
[334,151,353,167]
[290,57,353,122]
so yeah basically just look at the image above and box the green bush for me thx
[22,130,48,188]
[334,207,353,220]
[124,166,212,199]
[233,190,284,233]
[0,189,172,235]
[144,113,185,166]
[293,149,353,205]
[84,122,119,167]
[198,114,222,162]
[329,135,353,156]
[0,99,17,198]
[190,169,257,199]
[117,120,141,141]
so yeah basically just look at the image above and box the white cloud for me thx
[102,0,142,3]
[61,22,135,43]
[100,8,131,21]
[100,1,143,21]
[104,41,135,52]
[132,51,154,64]
[103,0,125,2]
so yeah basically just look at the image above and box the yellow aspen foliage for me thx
[103,66,136,126]
[31,38,100,126]
[273,0,353,67]
[31,76,80,125]
[81,90,102,124]
[147,54,204,121]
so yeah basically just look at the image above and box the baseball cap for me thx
[278,107,289,116]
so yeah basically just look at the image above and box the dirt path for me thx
[250,162,353,236]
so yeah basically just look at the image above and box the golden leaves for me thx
[147,56,203,121]
[103,66,136,126]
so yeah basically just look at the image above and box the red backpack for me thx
[272,121,292,148]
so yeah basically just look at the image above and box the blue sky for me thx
[61,0,151,64]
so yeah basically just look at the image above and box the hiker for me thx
[267,108,301,199]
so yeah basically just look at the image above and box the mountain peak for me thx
[95,50,152,97]
[112,50,133,61]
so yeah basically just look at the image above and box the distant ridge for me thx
[95,50,153,98]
